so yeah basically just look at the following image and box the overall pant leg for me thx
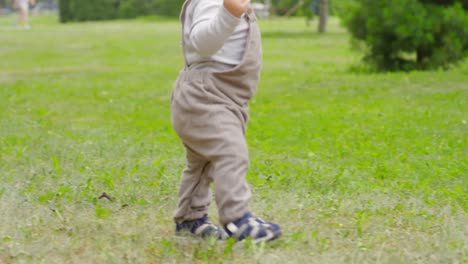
[171,71,252,225]
[173,145,212,222]
[208,107,251,225]
[177,102,251,224]
[171,73,215,223]
[174,109,251,224]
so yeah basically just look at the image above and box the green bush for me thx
[58,0,71,22]
[57,0,348,22]
[118,0,157,18]
[343,0,468,71]
[155,0,184,16]
[58,0,184,22]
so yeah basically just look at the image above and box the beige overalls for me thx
[171,0,262,225]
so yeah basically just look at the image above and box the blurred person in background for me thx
[14,0,35,29]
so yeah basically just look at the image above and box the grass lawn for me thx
[0,12,467,263]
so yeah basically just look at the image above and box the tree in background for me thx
[284,0,329,32]
[318,0,328,32]
[342,0,468,71]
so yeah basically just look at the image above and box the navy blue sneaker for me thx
[176,215,228,240]
[224,212,282,242]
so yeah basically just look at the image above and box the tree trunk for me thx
[318,0,328,33]
[416,46,431,69]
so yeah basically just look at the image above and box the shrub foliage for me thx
[58,0,184,22]
[343,0,468,71]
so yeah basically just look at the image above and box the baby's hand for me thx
[224,0,250,18]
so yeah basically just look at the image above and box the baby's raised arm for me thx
[189,0,249,57]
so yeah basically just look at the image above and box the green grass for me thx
[1,13,467,263]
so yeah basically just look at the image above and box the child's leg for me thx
[175,105,252,225]
[174,145,212,223]
[18,4,28,26]
[171,72,251,226]
[209,110,252,225]
[171,72,281,241]
[207,110,282,242]
[173,143,228,240]
[23,8,29,27]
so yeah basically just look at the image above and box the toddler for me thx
[171,0,281,242]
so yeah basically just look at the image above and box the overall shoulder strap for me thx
[245,6,257,23]
[179,0,193,69]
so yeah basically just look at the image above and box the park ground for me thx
[0,13,467,263]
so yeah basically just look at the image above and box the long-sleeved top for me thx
[183,0,249,66]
